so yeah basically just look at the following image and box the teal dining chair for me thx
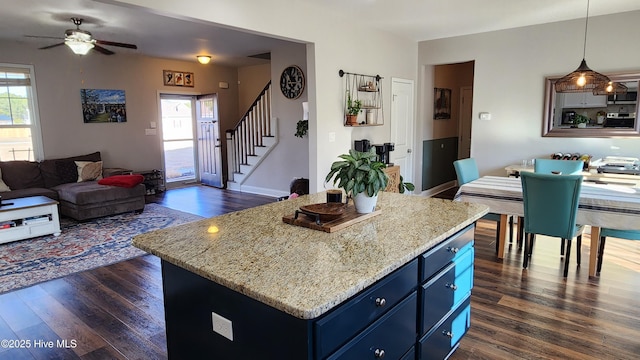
[520,172,583,277]
[596,228,640,275]
[454,158,513,252]
[534,158,584,175]
[532,158,584,256]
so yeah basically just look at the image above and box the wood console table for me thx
[383,165,400,193]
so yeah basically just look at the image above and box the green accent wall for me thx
[422,137,458,191]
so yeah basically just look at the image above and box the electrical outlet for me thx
[211,312,233,341]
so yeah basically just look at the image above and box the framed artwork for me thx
[163,70,194,87]
[80,89,127,123]
[163,70,175,85]
[434,88,451,119]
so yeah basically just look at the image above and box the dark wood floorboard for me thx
[1,185,638,359]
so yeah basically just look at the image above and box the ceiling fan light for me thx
[65,39,94,55]
[197,55,211,64]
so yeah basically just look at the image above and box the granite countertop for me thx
[132,192,488,319]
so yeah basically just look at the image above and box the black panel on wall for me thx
[422,137,458,191]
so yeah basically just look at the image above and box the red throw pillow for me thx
[98,174,145,188]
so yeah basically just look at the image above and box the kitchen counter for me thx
[133,192,488,359]
[133,192,488,319]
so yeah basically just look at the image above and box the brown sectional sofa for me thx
[0,152,145,221]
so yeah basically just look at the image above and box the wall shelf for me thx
[340,70,384,127]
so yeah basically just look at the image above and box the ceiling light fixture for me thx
[197,55,211,64]
[555,0,610,93]
[65,38,95,55]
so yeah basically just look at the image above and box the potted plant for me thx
[295,119,308,138]
[345,91,362,126]
[575,114,589,128]
[325,149,388,213]
[398,175,415,194]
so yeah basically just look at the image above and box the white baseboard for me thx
[419,181,457,197]
[233,185,289,198]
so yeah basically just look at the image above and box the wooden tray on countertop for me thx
[283,203,381,233]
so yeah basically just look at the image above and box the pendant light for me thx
[592,81,628,96]
[555,0,610,93]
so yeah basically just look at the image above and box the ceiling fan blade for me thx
[39,42,66,50]
[95,39,137,49]
[25,35,65,40]
[93,45,115,55]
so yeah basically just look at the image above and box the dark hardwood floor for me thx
[0,185,638,359]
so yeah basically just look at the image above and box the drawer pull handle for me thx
[375,297,386,307]
[374,348,385,358]
[443,330,454,338]
[448,247,460,254]
[446,283,458,291]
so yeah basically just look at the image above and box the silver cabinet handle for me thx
[375,297,386,307]
[448,247,460,254]
[446,283,458,291]
[443,330,454,338]
[374,348,385,358]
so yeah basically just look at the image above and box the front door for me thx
[390,78,415,184]
[196,94,222,188]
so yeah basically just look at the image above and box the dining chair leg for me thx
[517,217,524,249]
[597,236,607,274]
[563,238,572,277]
[560,238,566,256]
[523,232,531,269]
[576,235,582,266]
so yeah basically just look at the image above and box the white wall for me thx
[0,40,238,172]
[116,0,418,193]
[418,10,640,177]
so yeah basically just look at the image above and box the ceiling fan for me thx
[31,17,137,55]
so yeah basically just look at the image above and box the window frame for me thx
[0,63,44,161]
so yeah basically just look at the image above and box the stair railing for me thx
[226,81,272,182]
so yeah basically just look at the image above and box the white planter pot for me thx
[353,192,378,214]
[577,123,587,128]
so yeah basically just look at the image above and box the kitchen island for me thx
[133,192,488,359]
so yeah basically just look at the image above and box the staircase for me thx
[226,82,278,190]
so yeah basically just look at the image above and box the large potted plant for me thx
[325,149,388,213]
[345,91,362,126]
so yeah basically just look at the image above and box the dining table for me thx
[454,175,640,277]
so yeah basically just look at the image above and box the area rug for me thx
[0,203,203,294]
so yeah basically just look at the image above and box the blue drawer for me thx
[420,225,474,282]
[327,292,418,360]
[314,259,418,359]
[401,345,416,360]
[419,296,471,360]
[420,246,474,335]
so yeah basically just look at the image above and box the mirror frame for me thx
[543,72,640,137]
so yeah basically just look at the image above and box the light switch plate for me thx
[479,112,491,120]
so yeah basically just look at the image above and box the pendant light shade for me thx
[554,0,610,93]
[592,81,628,96]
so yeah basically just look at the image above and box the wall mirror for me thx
[543,72,640,137]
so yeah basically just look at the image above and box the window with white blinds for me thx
[0,64,43,161]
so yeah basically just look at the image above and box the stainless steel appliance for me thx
[607,91,637,105]
[562,111,576,124]
[597,156,640,175]
[373,142,394,165]
[604,112,636,128]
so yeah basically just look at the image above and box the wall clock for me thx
[280,65,305,99]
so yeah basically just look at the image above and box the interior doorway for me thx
[160,95,197,188]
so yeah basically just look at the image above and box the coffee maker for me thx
[374,143,394,165]
[354,139,371,152]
